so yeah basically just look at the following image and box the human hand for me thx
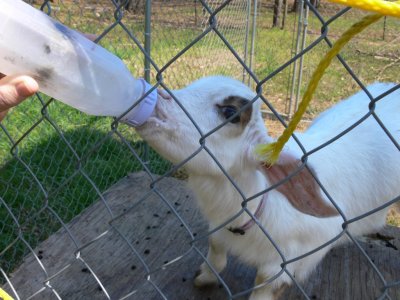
[0,73,39,121]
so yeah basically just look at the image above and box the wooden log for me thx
[3,172,400,299]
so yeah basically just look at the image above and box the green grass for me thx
[1,1,400,274]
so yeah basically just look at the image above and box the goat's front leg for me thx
[194,235,227,287]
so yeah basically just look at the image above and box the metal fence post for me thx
[288,0,304,119]
[293,2,309,113]
[143,0,152,165]
[248,0,258,87]
[243,0,252,84]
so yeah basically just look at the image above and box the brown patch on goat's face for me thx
[221,96,253,127]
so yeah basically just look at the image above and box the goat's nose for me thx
[157,89,172,101]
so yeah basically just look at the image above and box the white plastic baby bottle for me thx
[0,0,157,126]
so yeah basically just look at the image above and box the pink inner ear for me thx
[261,154,339,218]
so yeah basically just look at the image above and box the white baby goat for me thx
[137,76,400,300]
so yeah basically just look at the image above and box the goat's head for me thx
[137,76,338,218]
[137,76,269,176]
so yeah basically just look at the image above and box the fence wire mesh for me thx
[0,0,400,299]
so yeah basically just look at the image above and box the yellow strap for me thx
[0,288,14,300]
[329,0,400,18]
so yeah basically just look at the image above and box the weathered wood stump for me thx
[3,172,400,299]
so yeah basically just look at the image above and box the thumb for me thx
[0,75,39,111]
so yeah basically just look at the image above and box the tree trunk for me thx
[118,0,144,13]
[291,0,299,13]
[281,0,288,29]
[272,0,282,28]
[310,0,320,9]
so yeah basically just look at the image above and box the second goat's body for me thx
[138,78,400,299]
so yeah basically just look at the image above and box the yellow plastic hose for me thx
[330,0,400,18]
[0,288,14,300]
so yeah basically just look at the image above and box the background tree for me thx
[272,0,282,27]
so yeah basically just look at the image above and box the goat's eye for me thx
[219,105,240,123]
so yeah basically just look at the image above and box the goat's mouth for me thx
[137,100,171,131]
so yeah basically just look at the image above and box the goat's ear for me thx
[260,151,339,218]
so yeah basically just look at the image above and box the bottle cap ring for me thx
[122,78,158,127]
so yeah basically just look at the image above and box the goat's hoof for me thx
[194,271,218,288]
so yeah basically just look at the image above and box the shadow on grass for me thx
[0,125,171,276]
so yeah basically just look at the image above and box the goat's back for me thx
[288,83,400,235]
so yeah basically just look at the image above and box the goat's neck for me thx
[188,169,265,227]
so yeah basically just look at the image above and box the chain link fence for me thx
[1,0,400,299]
